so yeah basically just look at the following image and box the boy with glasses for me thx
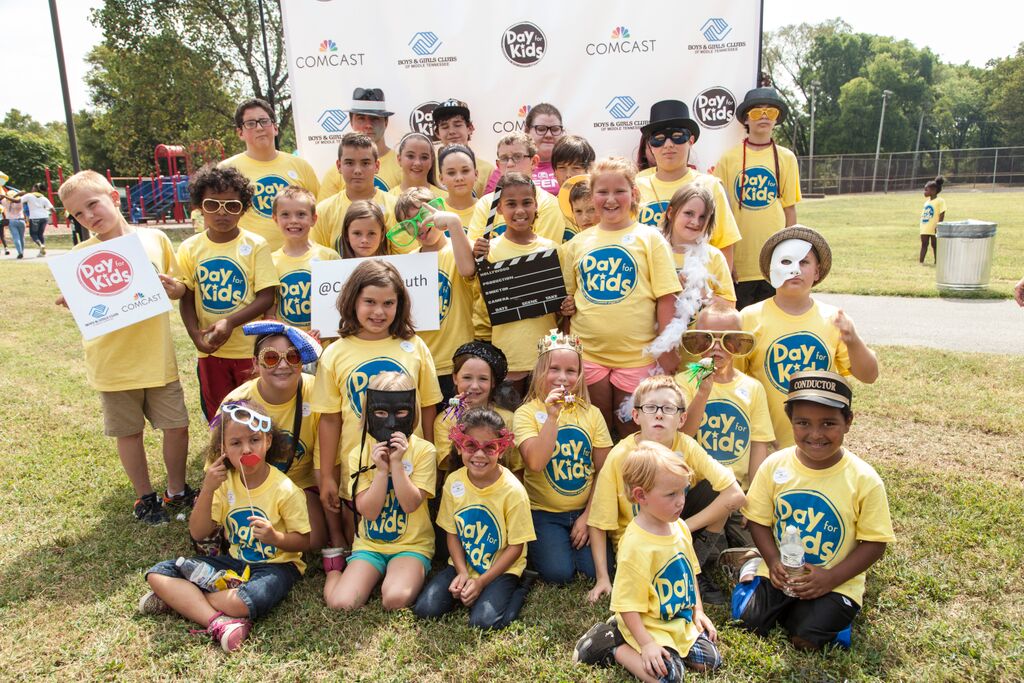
[177,165,279,419]
[222,98,320,251]
[713,88,801,309]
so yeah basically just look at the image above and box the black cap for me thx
[432,98,471,124]
[785,371,852,409]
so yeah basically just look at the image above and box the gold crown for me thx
[537,329,583,355]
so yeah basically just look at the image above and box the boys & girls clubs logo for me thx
[688,18,747,54]
[293,38,365,69]
[585,25,657,56]
[398,31,457,70]
[593,95,646,133]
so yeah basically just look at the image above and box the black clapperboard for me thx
[477,249,567,326]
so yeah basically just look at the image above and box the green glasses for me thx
[386,197,446,247]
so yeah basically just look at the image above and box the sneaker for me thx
[573,616,624,666]
[321,547,349,573]
[519,568,539,593]
[719,547,761,582]
[207,615,252,653]
[133,492,169,526]
[163,484,198,517]
[16,253,23,259]
[698,574,727,605]
[138,590,172,615]
[38,246,46,256]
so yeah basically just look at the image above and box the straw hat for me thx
[759,225,832,285]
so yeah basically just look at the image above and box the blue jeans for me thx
[529,509,612,585]
[28,217,47,246]
[7,219,24,255]
[413,565,528,630]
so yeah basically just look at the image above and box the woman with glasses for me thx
[524,103,565,195]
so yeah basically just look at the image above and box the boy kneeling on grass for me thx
[734,370,895,651]
[575,442,721,682]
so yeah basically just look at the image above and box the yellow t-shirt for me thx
[637,169,741,251]
[920,196,947,236]
[221,152,320,252]
[414,244,474,374]
[561,222,681,367]
[349,434,436,558]
[271,244,341,330]
[589,431,736,547]
[176,230,279,359]
[512,398,613,513]
[315,154,402,202]
[676,371,774,491]
[437,466,536,578]
[74,229,180,392]
[487,235,558,372]
[437,155,495,199]
[433,405,523,473]
[468,189,564,244]
[311,189,400,255]
[376,149,403,192]
[211,466,311,573]
[713,143,801,282]
[223,375,321,490]
[742,447,896,605]
[612,520,702,656]
[672,245,736,303]
[309,334,442,495]
[447,203,476,233]
[736,298,852,447]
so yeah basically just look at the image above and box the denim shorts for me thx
[146,555,301,620]
[349,549,432,575]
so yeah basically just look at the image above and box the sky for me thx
[1,0,1020,125]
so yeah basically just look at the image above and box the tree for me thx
[931,65,989,150]
[0,129,69,190]
[986,44,1024,146]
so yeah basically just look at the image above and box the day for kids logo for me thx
[545,425,593,495]
[585,25,657,56]
[278,270,312,326]
[438,270,452,322]
[77,250,133,296]
[577,245,638,304]
[365,478,407,542]
[346,357,408,417]
[455,504,502,574]
[398,32,457,70]
[688,18,747,54]
[921,205,935,224]
[196,257,247,313]
[271,430,306,474]
[252,174,290,218]
[227,506,276,562]
[773,489,845,565]
[501,22,546,67]
[653,552,697,622]
[693,87,736,129]
[491,104,531,134]
[294,38,365,69]
[409,101,441,138]
[764,332,830,393]
[639,200,669,228]
[698,399,749,465]
[734,166,779,210]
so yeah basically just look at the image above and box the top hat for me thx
[346,87,394,117]
[641,100,701,142]
[736,87,789,124]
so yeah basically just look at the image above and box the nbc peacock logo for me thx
[518,104,532,118]
[319,39,337,53]
[611,26,630,39]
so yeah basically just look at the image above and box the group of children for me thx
[53,87,895,678]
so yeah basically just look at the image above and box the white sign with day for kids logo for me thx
[311,253,439,336]
[49,232,172,340]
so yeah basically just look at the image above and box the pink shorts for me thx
[583,361,657,393]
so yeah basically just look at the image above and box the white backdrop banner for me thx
[281,0,762,177]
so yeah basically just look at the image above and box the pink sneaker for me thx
[321,547,349,573]
[204,613,252,652]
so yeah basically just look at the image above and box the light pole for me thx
[871,89,894,192]
[808,80,820,194]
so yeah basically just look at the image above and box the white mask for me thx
[769,239,812,288]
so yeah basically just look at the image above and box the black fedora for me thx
[641,99,701,142]
[736,87,789,124]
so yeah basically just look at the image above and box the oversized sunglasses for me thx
[220,404,272,433]
[201,198,245,215]
[257,346,302,369]
[747,106,780,121]
[648,129,692,148]
[449,426,514,457]
[386,196,446,247]
[680,330,756,357]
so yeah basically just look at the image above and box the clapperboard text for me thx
[478,249,567,326]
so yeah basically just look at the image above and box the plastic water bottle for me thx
[175,557,226,591]
[780,525,805,597]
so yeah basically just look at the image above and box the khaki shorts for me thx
[100,380,190,437]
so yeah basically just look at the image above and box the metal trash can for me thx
[935,220,996,291]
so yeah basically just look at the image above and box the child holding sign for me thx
[58,170,191,526]
[414,408,535,629]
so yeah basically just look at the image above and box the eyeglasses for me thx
[497,153,528,166]
[221,404,272,433]
[201,198,245,215]
[240,117,275,130]
[450,428,514,456]
[386,196,446,247]
[680,330,756,357]
[257,346,302,369]
[530,125,564,136]
[648,129,692,148]
[747,106,780,122]
[637,404,683,416]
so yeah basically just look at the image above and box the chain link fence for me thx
[797,147,1024,195]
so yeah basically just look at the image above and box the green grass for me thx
[1,262,1022,681]
[799,190,1021,299]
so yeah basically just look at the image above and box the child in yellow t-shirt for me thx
[433,98,494,198]
[919,175,946,264]
[735,226,878,447]
[552,136,596,243]
[437,144,479,230]
[338,200,389,259]
[413,408,536,629]
[564,178,599,240]
[178,165,280,419]
[736,371,895,651]
[58,170,191,526]
[587,376,743,605]
[324,372,436,612]
[269,187,340,333]
[390,132,447,198]
[560,157,682,436]
[141,400,310,653]
[575,442,721,680]
[513,330,613,585]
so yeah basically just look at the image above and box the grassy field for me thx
[1,261,1022,681]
